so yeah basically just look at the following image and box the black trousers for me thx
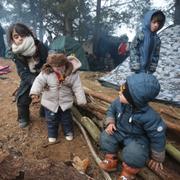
[17,89,31,122]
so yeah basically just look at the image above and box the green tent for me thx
[49,36,89,70]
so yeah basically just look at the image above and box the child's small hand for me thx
[105,123,116,135]
[31,95,40,105]
[148,159,163,171]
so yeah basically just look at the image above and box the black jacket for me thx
[12,39,48,100]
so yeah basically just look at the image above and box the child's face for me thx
[12,29,25,45]
[119,91,129,104]
[52,65,65,73]
[150,20,159,32]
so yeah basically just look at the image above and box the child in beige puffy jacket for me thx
[30,53,87,142]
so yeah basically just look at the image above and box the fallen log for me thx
[164,120,180,133]
[84,87,114,104]
[72,107,101,143]
[160,108,180,120]
[81,105,105,120]
[166,143,180,164]
[73,116,112,180]
[87,103,107,114]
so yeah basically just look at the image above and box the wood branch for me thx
[166,143,180,164]
[84,87,114,104]
[80,117,101,143]
[87,103,107,114]
[73,116,112,180]
[160,108,180,120]
[91,111,105,121]
[80,105,105,120]
[91,117,104,130]
[164,120,180,133]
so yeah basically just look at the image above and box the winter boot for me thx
[118,162,141,180]
[99,154,118,172]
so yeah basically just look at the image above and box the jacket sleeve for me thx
[72,72,87,105]
[30,72,47,96]
[104,99,119,126]
[129,30,144,73]
[149,37,161,73]
[143,113,166,162]
[13,57,37,86]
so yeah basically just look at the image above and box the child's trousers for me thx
[44,107,73,138]
[100,131,150,168]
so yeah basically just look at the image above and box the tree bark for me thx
[174,0,180,25]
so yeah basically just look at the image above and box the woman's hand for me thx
[105,123,116,135]
[148,159,163,171]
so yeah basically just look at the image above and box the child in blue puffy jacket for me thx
[130,10,165,73]
[99,73,166,180]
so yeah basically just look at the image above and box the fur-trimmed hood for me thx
[42,53,82,77]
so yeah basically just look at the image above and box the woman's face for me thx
[12,29,25,45]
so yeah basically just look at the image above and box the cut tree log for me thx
[160,108,180,120]
[87,103,107,114]
[72,107,101,143]
[81,105,105,120]
[84,87,114,104]
[164,120,180,133]
[166,143,180,164]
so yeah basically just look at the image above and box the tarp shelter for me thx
[99,25,180,106]
[49,36,89,70]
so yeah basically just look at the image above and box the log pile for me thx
[72,86,180,180]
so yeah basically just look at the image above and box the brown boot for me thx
[118,162,141,180]
[99,154,118,172]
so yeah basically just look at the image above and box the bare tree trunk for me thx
[93,0,101,55]
[174,0,180,25]
[29,0,37,36]
[64,16,73,36]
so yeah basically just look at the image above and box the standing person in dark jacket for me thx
[130,10,165,73]
[8,23,48,128]
[0,23,6,57]
[99,73,166,180]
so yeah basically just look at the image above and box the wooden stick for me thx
[166,143,180,163]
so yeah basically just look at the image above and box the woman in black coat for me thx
[8,23,48,128]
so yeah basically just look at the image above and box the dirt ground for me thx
[0,58,180,180]
[0,58,104,179]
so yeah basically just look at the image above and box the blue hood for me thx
[127,73,160,108]
[142,9,165,32]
